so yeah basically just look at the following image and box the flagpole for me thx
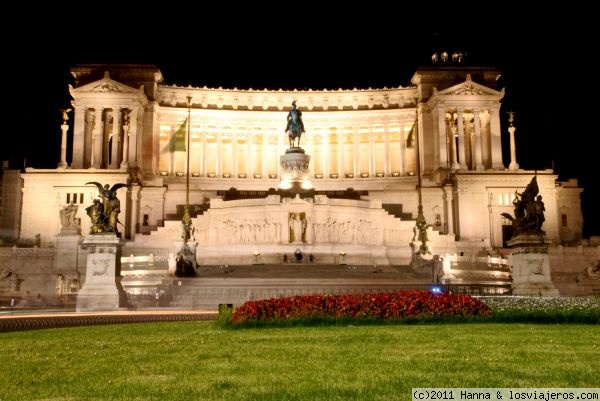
[182,95,193,243]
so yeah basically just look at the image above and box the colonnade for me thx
[159,123,417,179]
[70,105,138,169]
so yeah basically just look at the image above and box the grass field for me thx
[1,322,599,401]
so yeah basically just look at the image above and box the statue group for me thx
[501,176,546,237]
[85,182,128,236]
[284,101,305,148]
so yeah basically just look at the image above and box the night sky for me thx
[3,11,597,237]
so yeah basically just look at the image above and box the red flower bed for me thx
[230,290,493,324]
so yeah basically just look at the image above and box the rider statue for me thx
[285,100,305,148]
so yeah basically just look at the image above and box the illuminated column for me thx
[247,130,254,178]
[444,184,455,236]
[201,129,207,176]
[438,106,448,169]
[450,113,459,170]
[308,131,315,176]
[260,134,267,178]
[323,130,330,177]
[232,130,239,177]
[399,124,406,176]
[353,127,360,177]
[58,114,69,169]
[71,105,85,168]
[110,107,121,169]
[384,124,391,176]
[473,108,484,170]
[120,109,130,169]
[128,186,139,239]
[337,129,344,177]
[368,127,375,176]
[489,107,504,169]
[456,108,467,170]
[277,127,284,177]
[128,107,138,166]
[92,108,103,168]
[216,131,222,176]
[508,112,519,170]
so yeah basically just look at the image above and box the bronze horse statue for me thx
[285,101,305,148]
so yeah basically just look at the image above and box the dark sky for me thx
[3,11,597,236]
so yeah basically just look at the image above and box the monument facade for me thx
[1,59,596,305]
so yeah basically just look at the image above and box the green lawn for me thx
[1,322,599,401]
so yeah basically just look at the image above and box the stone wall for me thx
[548,245,600,295]
[0,247,57,306]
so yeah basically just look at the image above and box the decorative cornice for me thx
[156,85,417,111]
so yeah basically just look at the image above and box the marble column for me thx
[201,129,207,176]
[247,131,254,178]
[323,130,330,178]
[110,107,121,169]
[120,110,130,169]
[444,184,455,236]
[450,115,459,170]
[399,124,406,176]
[508,112,519,170]
[353,128,360,177]
[71,105,86,168]
[276,128,283,177]
[490,108,504,169]
[368,128,375,177]
[438,106,448,169]
[308,131,315,177]
[260,135,267,178]
[58,123,69,169]
[384,124,391,176]
[456,109,467,170]
[473,109,484,170]
[128,185,140,238]
[128,107,138,166]
[337,129,344,177]
[216,131,222,176]
[92,108,103,169]
[232,131,239,177]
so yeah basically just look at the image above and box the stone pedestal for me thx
[54,234,82,296]
[507,234,559,296]
[279,148,312,190]
[76,234,128,311]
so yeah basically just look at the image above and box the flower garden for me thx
[223,290,600,327]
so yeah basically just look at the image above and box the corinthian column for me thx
[58,108,71,169]
[92,108,103,169]
[120,109,131,169]
[473,109,484,170]
[508,111,519,170]
[110,107,121,169]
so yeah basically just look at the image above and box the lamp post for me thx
[414,102,430,255]
[181,96,193,243]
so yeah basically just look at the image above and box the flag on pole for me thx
[171,119,187,152]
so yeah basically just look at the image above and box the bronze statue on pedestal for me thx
[85,182,129,236]
[284,101,305,148]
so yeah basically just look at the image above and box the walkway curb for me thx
[0,311,217,333]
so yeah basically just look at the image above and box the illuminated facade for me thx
[10,64,583,261]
